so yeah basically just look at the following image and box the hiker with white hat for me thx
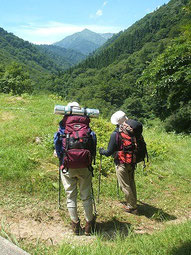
[99,110,138,214]
[67,101,80,108]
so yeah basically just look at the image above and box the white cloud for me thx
[103,1,108,7]
[24,22,81,36]
[92,1,108,19]
[96,9,103,16]
[12,22,122,44]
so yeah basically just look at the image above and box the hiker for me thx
[99,111,139,214]
[54,102,97,235]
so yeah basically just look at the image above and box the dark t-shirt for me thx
[101,127,119,157]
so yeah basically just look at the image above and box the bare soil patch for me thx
[1,198,190,246]
[0,112,15,121]
[0,202,96,246]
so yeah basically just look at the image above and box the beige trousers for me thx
[116,164,137,209]
[61,167,93,222]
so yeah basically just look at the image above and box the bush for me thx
[164,102,191,134]
[0,62,34,95]
[121,96,152,122]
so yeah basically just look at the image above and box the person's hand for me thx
[53,149,58,158]
[99,148,105,155]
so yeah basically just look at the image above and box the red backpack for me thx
[61,115,95,169]
[116,119,148,165]
[117,132,137,164]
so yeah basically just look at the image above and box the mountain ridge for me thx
[50,0,191,134]
[0,27,88,82]
[53,29,114,55]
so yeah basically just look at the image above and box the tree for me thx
[139,39,191,132]
[0,62,33,95]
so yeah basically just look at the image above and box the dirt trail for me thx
[6,218,95,245]
[0,200,190,246]
[0,207,96,246]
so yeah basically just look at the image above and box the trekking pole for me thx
[97,154,102,203]
[91,182,97,216]
[117,179,120,198]
[58,167,62,209]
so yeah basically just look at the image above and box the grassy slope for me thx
[0,93,190,255]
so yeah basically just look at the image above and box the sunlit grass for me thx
[0,93,190,255]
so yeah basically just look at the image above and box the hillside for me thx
[52,0,191,133]
[0,93,190,254]
[0,0,190,134]
[0,27,88,87]
[36,44,86,68]
[0,27,61,77]
[54,29,114,55]
[80,0,189,69]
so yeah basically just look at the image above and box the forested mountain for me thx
[99,33,114,40]
[0,27,90,92]
[36,44,86,68]
[0,28,87,81]
[0,27,61,77]
[0,0,190,133]
[79,0,189,69]
[50,0,191,133]
[53,29,114,55]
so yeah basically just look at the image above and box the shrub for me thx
[164,102,191,134]
[0,62,34,95]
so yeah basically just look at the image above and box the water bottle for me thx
[54,105,99,118]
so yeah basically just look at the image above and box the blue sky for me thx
[0,0,170,44]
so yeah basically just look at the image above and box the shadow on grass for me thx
[171,241,191,255]
[137,200,177,222]
[95,217,131,240]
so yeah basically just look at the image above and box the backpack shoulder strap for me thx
[115,131,124,150]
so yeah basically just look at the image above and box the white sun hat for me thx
[67,102,80,108]
[110,110,128,125]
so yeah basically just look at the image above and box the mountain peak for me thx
[79,29,97,35]
[54,29,113,55]
[82,28,91,32]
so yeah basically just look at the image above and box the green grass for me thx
[60,221,191,255]
[0,93,190,255]
[20,221,191,255]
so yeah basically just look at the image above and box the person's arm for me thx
[53,121,65,159]
[99,132,118,157]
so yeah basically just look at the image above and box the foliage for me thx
[182,0,191,40]
[0,27,61,73]
[139,39,191,132]
[164,102,191,133]
[36,44,86,68]
[48,0,191,133]
[0,0,190,133]
[0,27,78,88]
[0,62,34,95]
[121,96,152,121]
[76,0,188,70]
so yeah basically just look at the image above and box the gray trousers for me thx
[116,164,137,209]
[61,168,93,222]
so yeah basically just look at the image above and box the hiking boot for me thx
[85,218,95,236]
[71,220,80,235]
[123,205,138,215]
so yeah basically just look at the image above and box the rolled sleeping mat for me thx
[54,105,99,118]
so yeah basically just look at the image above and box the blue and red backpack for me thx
[54,115,97,171]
